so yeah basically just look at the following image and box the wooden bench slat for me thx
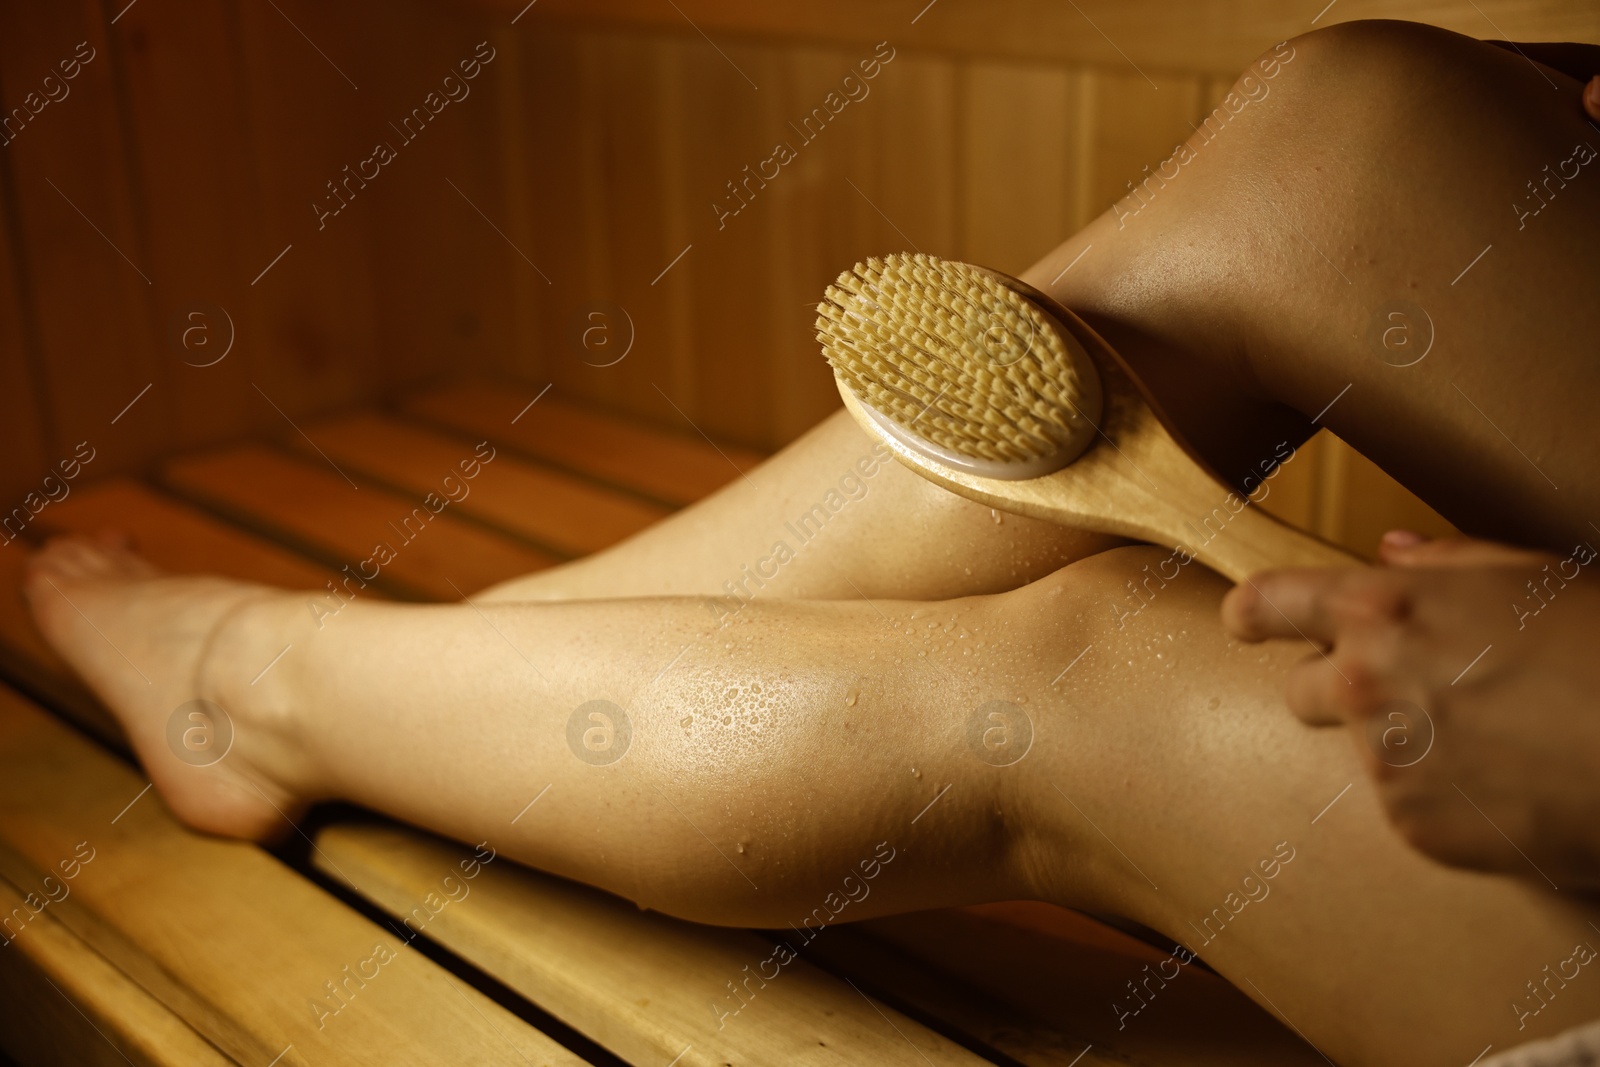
[0,871,232,1067]
[0,685,588,1066]
[853,911,1324,1065]
[292,412,670,558]
[162,444,557,600]
[314,822,997,1067]
[401,382,766,508]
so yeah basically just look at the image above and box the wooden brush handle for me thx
[1161,495,1362,583]
[838,378,1362,585]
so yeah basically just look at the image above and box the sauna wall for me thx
[3,0,1596,554]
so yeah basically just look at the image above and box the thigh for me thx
[480,407,1119,603]
[1037,21,1600,550]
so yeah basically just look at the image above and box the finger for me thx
[1378,533,1549,569]
[1222,567,1406,644]
[1282,650,1362,726]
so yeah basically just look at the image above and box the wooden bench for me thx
[0,381,1322,1065]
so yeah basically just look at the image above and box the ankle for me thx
[198,593,324,803]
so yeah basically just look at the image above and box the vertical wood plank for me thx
[231,0,381,423]
[958,61,1075,275]
[1327,436,1460,556]
[592,32,686,417]
[1254,429,1325,533]
[649,36,698,409]
[1084,69,1203,221]
[0,0,164,480]
[111,1,258,455]
[490,23,548,384]
[513,25,588,396]
[673,39,779,446]
[0,151,50,509]
[352,0,513,394]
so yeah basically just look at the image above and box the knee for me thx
[1262,19,1476,95]
[1226,20,1535,144]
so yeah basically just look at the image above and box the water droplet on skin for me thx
[990,508,1004,524]
[912,767,922,779]
[845,690,859,707]
[735,842,747,854]
[680,715,694,729]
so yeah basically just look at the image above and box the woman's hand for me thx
[1221,532,1600,889]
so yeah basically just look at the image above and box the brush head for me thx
[816,253,1103,480]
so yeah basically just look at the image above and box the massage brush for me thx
[815,253,1357,583]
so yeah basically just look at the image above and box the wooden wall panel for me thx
[484,0,1600,77]
[231,0,381,422]
[0,153,50,511]
[485,25,547,384]
[353,0,513,391]
[112,1,258,454]
[958,62,1076,277]
[1085,70,1205,221]
[754,44,883,443]
[5,0,1569,546]
[0,0,163,480]
[674,40,781,445]
[591,32,695,417]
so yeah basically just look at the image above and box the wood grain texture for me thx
[111,0,260,456]
[0,870,233,1067]
[161,443,557,599]
[292,411,670,557]
[230,0,382,423]
[0,0,164,479]
[0,685,583,1066]
[3,1,1524,550]
[355,0,514,391]
[958,62,1076,275]
[0,153,50,512]
[849,908,1327,1065]
[402,381,766,507]
[313,820,997,1067]
[484,0,1600,73]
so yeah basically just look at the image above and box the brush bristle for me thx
[816,253,1101,465]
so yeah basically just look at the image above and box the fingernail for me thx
[1382,529,1426,547]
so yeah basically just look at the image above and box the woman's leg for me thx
[23,538,1600,1067]
[486,20,1597,618]
[478,409,1121,603]
[1036,20,1600,550]
[19,19,1600,1067]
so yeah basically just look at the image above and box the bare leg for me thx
[1036,20,1600,549]
[24,538,1600,1067]
[19,20,1600,1067]
[478,409,1120,603]
[488,21,1598,618]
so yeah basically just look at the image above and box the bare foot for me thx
[23,534,308,842]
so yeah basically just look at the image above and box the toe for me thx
[28,537,98,581]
